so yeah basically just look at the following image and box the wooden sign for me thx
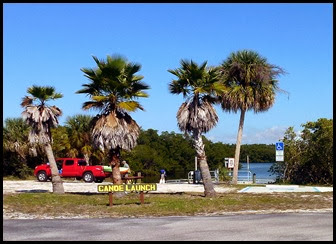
[97,183,157,193]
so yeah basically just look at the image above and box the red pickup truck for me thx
[34,158,111,183]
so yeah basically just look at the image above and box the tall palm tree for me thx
[218,50,286,184]
[21,85,64,193]
[65,114,94,164]
[168,59,225,197]
[76,55,149,184]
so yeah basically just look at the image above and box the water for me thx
[142,162,276,183]
[240,162,276,182]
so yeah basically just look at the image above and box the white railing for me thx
[186,170,219,184]
[166,169,276,184]
[228,170,276,184]
[238,170,253,182]
[255,178,276,184]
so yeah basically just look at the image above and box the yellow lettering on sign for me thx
[97,184,124,192]
[125,184,131,191]
[97,183,157,192]
[150,184,157,191]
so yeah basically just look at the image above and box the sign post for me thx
[227,158,234,168]
[225,158,235,178]
[275,142,284,161]
[98,183,157,206]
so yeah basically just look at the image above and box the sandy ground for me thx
[2,180,235,194]
[3,180,333,219]
[3,180,333,194]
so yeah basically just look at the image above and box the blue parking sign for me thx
[276,142,284,151]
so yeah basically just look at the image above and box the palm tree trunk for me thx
[193,130,216,197]
[232,109,246,185]
[84,153,90,165]
[109,148,123,185]
[44,143,64,194]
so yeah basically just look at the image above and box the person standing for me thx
[159,169,166,184]
[121,160,130,178]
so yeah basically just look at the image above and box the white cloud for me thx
[207,126,288,145]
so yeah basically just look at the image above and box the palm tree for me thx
[3,118,36,178]
[76,55,149,184]
[3,118,32,160]
[218,50,286,184]
[65,114,94,164]
[21,85,64,193]
[168,59,225,197]
[50,126,71,158]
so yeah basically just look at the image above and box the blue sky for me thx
[3,3,333,144]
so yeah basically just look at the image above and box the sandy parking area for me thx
[3,180,333,195]
[3,180,235,195]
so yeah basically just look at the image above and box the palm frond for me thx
[91,95,110,103]
[82,101,105,111]
[169,59,221,134]
[26,85,63,103]
[21,104,62,144]
[78,54,149,115]
[20,96,34,107]
[133,91,149,98]
[219,50,286,112]
[177,100,218,134]
[117,101,144,112]
[91,111,140,151]
[77,54,149,154]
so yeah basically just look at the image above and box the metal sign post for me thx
[275,142,284,161]
[247,155,250,181]
[98,183,157,206]
[195,156,197,171]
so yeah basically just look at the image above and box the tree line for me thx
[270,118,333,185]
[3,117,275,178]
[3,116,333,185]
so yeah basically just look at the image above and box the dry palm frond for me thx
[91,110,140,152]
[177,100,218,134]
[21,105,61,144]
[21,96,34,107]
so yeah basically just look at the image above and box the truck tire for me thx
[37,171,48,182]
[83,172,94,183]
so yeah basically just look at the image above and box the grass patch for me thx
[3,191,333,218]
[3,175,36,181]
